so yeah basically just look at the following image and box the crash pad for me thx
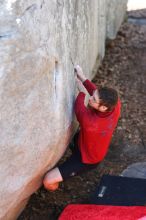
[59,205,146,220]
[90,175,146,206]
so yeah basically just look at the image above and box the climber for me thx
[43,65,121,191]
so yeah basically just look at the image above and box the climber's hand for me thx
[74,65,87,83]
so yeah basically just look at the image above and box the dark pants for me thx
[58,132,99,181]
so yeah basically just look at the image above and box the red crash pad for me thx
[59,205,146,220]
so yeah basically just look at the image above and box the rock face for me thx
[0,0,127,219]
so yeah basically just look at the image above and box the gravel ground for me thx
[18,10,146,220]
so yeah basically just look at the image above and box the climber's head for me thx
[88,87,118,112]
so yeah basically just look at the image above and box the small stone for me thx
[121,162,146,179]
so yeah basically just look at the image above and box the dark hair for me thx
[98,87,118,111]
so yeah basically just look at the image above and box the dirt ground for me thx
[18,10,146,220]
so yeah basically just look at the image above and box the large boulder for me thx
[0,0,127,219]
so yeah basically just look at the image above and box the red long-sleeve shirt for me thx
[74,79,121,164]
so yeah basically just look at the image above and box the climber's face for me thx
[88,90,107,112]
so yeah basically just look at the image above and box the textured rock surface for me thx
[106,0,127,39]
[0,0,127,219]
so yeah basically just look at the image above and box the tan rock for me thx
[0,0,127,219]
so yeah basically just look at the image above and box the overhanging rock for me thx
[0,0,127,219]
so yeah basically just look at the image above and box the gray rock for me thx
[106,0,127,39]
[121,162,146,179]
[0,0,127,219]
